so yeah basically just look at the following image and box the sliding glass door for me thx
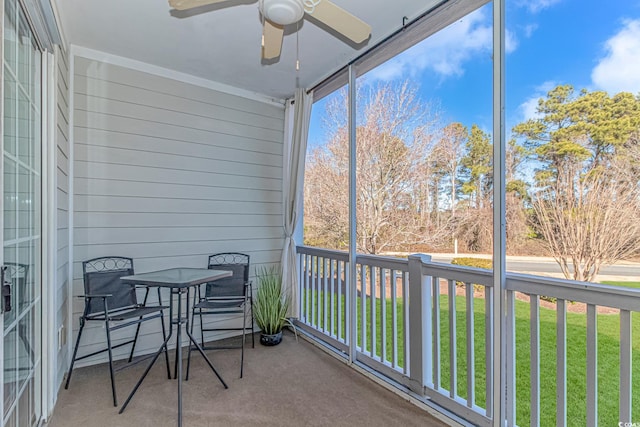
[1,0,43,424]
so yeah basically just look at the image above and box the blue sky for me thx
[308,0,640,148]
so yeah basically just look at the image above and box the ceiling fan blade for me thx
[168,0,232,11]
[307,0,371,44]
[262,20,284,60]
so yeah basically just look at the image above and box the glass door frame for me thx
[0,0,57,423]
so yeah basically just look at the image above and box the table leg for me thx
[184,286,228,389]
[119,285,227,427]
[119,287,177,417]
[118,326,174,414]
[185,329,228,389]
[173,289,179,379]
[176,289,183,427]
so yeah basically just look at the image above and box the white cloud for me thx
[592,19,640,95]
[523,24,538,38]
[520,97,541,122]
[517,0,562,14]
[363,8,520,84]
[506,29,519,53]
[365,8,494,82]
[518,81,557,121]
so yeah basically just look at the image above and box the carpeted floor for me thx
[48,332,449,427]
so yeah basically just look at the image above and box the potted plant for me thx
[254,266,294,346]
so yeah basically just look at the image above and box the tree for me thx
[513,85,640,186]
[455,129,532,253]
[504,138,532,253]
[304,81,445,254]
[460,125,492,209]
[433,122,467,217]
[533,162,640,282]
[455,125,491,252]
[514,85,640,280]
[304,134,349,249]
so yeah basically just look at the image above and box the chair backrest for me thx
[4,262,29,283]
[206,253,250,298]
[82,256,136,315]
[4,262,29,310]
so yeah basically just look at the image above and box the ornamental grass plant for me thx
[254,266,291,335]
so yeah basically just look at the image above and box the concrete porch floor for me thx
[48,332,449,427]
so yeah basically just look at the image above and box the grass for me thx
[602,281,640,290]
[303,289,405,366]
[443,295,640,426]
[303,289,640,426]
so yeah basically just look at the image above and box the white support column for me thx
[42,49,57,419]
[492,0,507,425]
[407,254,432,393]
[586,304,598,427]
[348,65,357,364]
[67,46,76,368]
[620,310,632,423]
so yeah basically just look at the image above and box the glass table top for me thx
[120,268,232,288]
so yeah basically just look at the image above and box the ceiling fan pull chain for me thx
[260,0,265,47]
[302,0,321,14]
[296,20,300,71]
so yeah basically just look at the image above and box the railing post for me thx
[347,64,357,364]
[492,0,507,423]
[408,254,432,394]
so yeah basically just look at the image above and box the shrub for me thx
[451,257,492,270]
[450,257,557,302]
[450,257,491,292]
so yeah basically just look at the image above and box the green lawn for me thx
[303,289,405,366]
[303,289,640,426]
[602,281,640,290]
[441,295,640,426]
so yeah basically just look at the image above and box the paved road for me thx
[428,254,640,278]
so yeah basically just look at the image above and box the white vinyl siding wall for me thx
[70,55,285,365]
[55,44,70,387]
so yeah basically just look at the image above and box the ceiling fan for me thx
[169,0,371,61]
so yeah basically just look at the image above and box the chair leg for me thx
[104,319,118,407]
[64,318,86,390]
[241,305,246,378]
[128,320,143,363]
[249,295,255,348]
[199,310,205,349]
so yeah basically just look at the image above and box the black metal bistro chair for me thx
[4,262,29,312]
[4,263,34,365]
[64,256,171,406]
[187,253,254,379]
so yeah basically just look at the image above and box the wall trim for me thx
[69,45,286,108]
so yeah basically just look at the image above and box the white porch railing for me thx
[295,245,640,427]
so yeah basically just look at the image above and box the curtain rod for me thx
[307,0,449,94]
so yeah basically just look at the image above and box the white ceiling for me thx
[55,0,441,100]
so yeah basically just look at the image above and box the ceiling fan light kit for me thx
[169,0,371,61]
[263,0,304,26]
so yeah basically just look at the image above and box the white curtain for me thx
[281,88,313,318]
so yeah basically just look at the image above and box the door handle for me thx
[1,266,11,313]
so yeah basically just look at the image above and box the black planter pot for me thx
[260,331,283,346]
